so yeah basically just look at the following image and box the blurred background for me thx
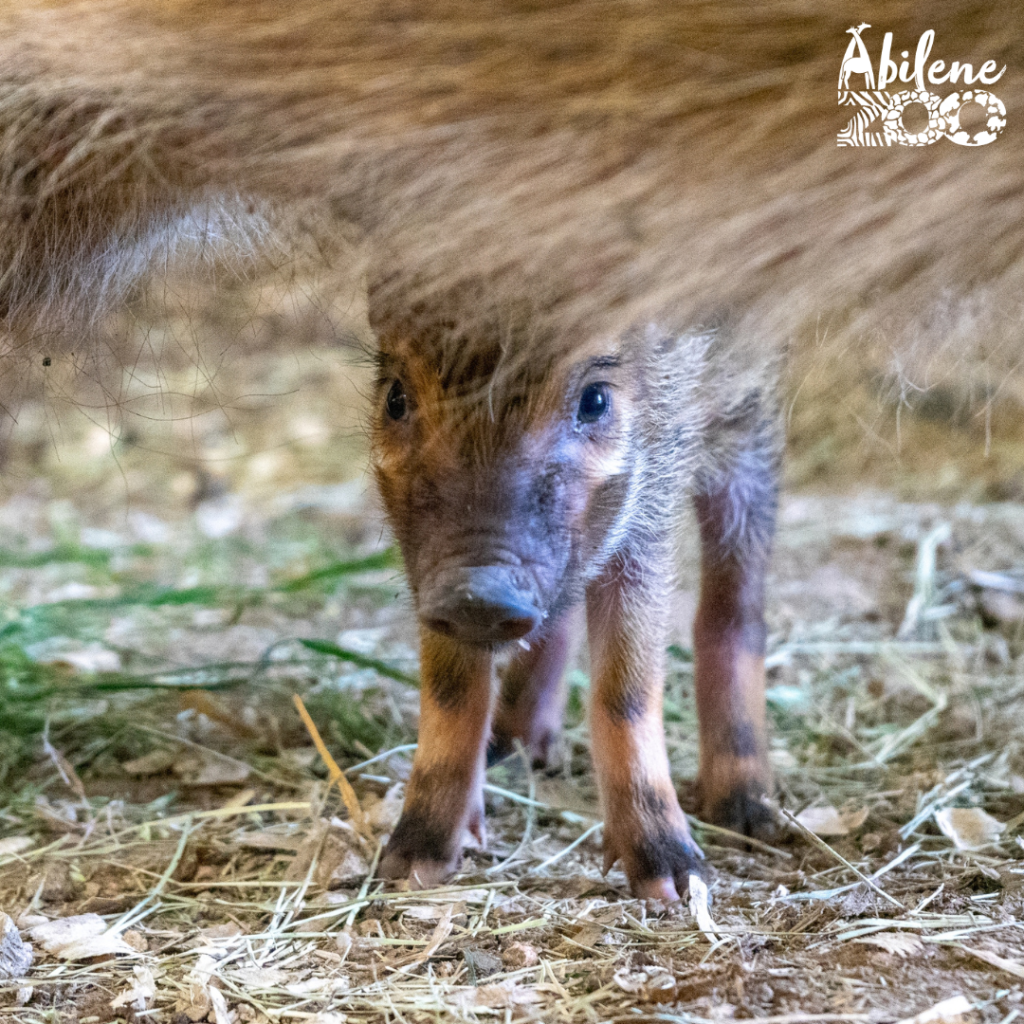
[4,248,1024,520]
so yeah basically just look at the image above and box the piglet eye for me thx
[577,383,610,424]
[385,380,408,421]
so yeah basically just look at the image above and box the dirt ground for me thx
[0,270,1023,1023]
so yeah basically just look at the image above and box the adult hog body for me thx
[1,0,1021,898]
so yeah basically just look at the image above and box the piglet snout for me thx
[420,566,542,645]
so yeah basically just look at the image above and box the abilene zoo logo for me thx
[838,24,1007,146]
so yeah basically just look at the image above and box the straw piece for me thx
[293,693,368,833]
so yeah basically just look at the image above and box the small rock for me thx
[980,590,1024,631]
[463,947,503,981]
[502,942,539,969]
[122,930,148,952]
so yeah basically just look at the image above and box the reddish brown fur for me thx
[587,549,703,901]
[368,302,778,896]
[378,629,492,889]
[692,486,775,837]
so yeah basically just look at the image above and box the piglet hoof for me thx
[602,812,705,904]
[378,814,460,889]
[486,731,516,767]
[378,799,486,888]
[697,777,777,845]
[378,851,455,890]
[632,875,686,904]
[378,839,458,889]
[486,727,559,770]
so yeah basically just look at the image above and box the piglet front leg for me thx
[587,549,704,902]
[379,629,493,889]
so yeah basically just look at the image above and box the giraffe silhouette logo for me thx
[839,23,874,89]
[837,24,1007,147]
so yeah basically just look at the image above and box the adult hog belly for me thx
[1,1,1022,897]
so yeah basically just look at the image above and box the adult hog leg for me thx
[488,611,573,768]
[692,423,779,840]
[379,629,494,888]
[588,548,703,902]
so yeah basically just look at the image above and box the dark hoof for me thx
[604,822,706,903]
[703,785,778,844]
[486,729,557,770]
[486,733,515,768]
[378,847,456,889]
[378,807,468,888]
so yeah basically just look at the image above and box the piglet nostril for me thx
[421,566,542,646]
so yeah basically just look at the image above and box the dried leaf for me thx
[421,905,455,960]
[122,930,148,953]
[284,977,349,996]
[208,985,234,1024]
[796,804,869,836]
[613,966,677,999]
[0,913,33,980]
[935,808,1004,851]
[237,825,306,852]
[363,784,405,831]
[570,923,605,949]
[173,751,251,786]
[895,995,974,1024]
[175,982,211,1022]
[30,914,106,953]
[54,933,139,960]
[688,873,720,941]
[502,942,539,969]
[110,965,157,1011]
[0,837,34,857]
[122,749,178,777]
[452,980,543,1008]
[855,933,923,957]
[198,923,244,942]
[959,945,1024,980]
[232,967,293,988]
[403,902,467,923]
[317,832,370,887]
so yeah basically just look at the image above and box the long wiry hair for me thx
[1,0,1021,395]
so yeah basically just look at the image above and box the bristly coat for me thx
[1,0,1021,377]
[368,292,781,897]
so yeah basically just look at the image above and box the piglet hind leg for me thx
[379,630,494,889]
[587,550,704,902]
[692,427,779,841]
[488,611,573,769]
